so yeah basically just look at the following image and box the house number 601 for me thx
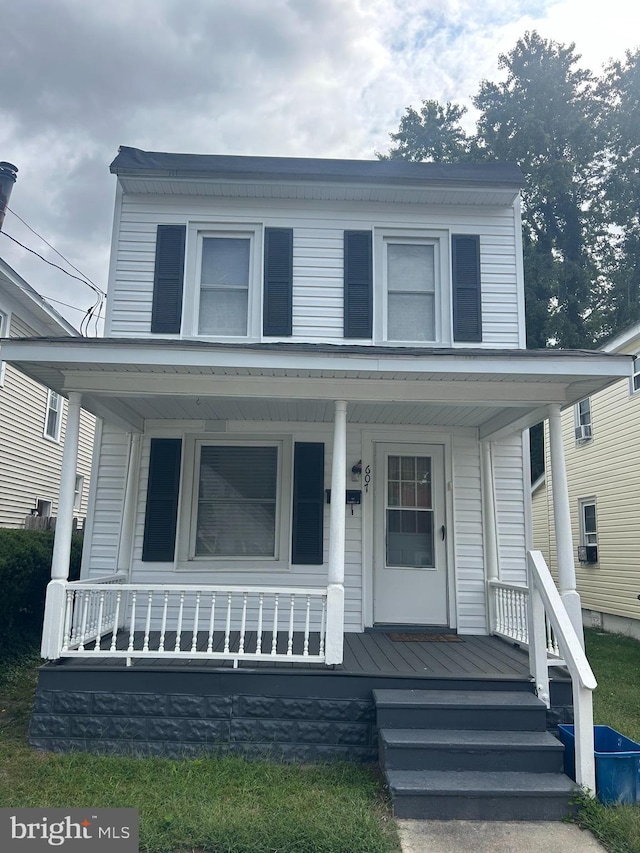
[364,465,371,493]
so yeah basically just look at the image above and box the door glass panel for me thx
[386,455,434,568]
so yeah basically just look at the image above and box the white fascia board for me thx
[0,339,632,382]
[601,323,640,355]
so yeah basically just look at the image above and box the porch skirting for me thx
[29,636,573,762]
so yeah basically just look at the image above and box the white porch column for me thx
[548,404,584,644]
[41,392,82,659]
[326,400,347,665]
[117,433,141,575]
[481,441,500,635]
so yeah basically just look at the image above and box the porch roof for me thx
[1,337,631,439]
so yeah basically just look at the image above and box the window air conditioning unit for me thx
[575,424,592,441]
[578,545,598,564]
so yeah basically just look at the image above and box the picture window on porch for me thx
[195,444,279,558]
[44,390,62,442]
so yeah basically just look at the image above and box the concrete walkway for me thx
[397,819,607,853]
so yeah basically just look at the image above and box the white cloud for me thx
[0,0,636,329]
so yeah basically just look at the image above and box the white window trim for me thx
[35,497,52,518]
[176,434,293,571]
[573,398,592,443]
[43,389,63,443]
[0,308,10,387]
[373,227,450,346]
[182,222,263,342]
[630,356,640,396]
[578,496,598,561]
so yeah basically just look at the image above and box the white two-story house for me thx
[2,148,631,818]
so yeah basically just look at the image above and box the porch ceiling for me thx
[1,337,631,439]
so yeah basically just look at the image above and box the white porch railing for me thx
[62,579,328,665]
[490,552,597,792]
[489,580,561,659]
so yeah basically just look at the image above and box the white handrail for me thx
[527,550,596,793]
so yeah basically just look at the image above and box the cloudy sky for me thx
[0,0,637,332]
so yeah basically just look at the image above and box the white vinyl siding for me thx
[492,435,527,585]
[0,314,95,528]
[107,196,521,347]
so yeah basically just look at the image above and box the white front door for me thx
[373,443,448,625]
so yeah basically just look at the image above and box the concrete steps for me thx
[374,688,576,821]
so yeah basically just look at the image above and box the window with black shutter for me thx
[151,225,186,334]
[452,234,482,342]
[142,438,182,562]
[292,442,325,565]
[263,228,293,336]
[344,231,372,338]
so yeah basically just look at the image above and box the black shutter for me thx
[292,442,324,565]
[142,438,182,562]
[151,225,186,334]
[452,234,482,342]
[344,230,372,338]
[263,228,293,335]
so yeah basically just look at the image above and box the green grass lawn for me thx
[575,629,640,853]
[0,647,400,853]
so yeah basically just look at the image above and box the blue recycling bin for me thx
[558,724,640,805]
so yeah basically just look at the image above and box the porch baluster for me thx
[239,592,248,655]
[191,591,201,653]
[110,590,122,652]
[256,593,264,654]
[520,591,528,644]
[143,591,153,653]
[319,595,326,657]
[93,589,105,652]
[287,594,295,656]
[206,593,216,653]
[127,590,137,653]
[303,595,311,656]
[62,589,74,652]
[175,590,185,653]
[271,593,279,655]
[507,589,515,638]
[159,590,169,652]
[78,591,89,651]
[224,592,232,654]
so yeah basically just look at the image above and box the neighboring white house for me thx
[532,321,640,639]
[0,257,95,528]
[2,149,631,799]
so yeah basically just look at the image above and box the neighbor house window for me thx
[580,500,598,548]
[632,357,640,394]
[0,309,8,386]
[44,390,62,441]
[73,475,84,512]
[194,444,279,558]
[574,398,592,442]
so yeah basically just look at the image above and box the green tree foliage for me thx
[382,31,639,350]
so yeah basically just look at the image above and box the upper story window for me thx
[632,357,640,394]
[198,235,252,336]
[574,398,592,443]
[44,390,62,442]
[150,224,481,345]
[386,241,437,342]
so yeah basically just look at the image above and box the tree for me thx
[599,50,640,333]
[380,100,470,163]
[382,32,610,349]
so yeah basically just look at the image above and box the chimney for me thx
[0,162,18,231]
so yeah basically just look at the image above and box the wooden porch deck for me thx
[54,631,534,680]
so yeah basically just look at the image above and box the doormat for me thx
[387,632,464,642]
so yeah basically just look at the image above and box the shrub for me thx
[0,530,82,649]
